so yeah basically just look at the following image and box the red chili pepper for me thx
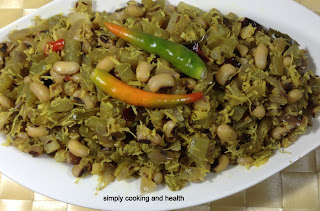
[64,75,72,82]
[43,39,65,56]
[91,68,203,108]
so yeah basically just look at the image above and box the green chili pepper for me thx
[104,22,207,80]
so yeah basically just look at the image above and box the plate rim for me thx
[0,0,319,210]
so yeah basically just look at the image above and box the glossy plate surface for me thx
[0,0,319,210]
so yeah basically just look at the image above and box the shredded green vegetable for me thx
[0,0,319,193]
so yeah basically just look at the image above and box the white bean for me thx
[213,154,229,172]
[236,44,249,57]
[287,89,303,104]
[312,106,320,117]
[72,165,88,178]
[147,74,175,92]
[136,125,163,145]
[82,39,91,54]
[238,58,248,65]
[254,44,268,69]
[23,76,32,83]
[193,98,210,111]
[136,61,153,83]
[71,73,81,83]
[217,124,238,145]
[0,95,14,110]
[73,90,96,110]
[30,81,50,103]
[26,126,47,138]
[237,156,253,166]
[152,171,163,185]
[252,105,265,119]
[283,56,291,67]
[53,61,80,75]
[17,132,29,140]
[180,78,196,90]
[68,139,89,158]
[271,123,297,140]
[150,134,163,145]
[96,55,116,72]
[50,69,64,84]
[126,2,145,17]
[240,25,255,39]
[215,64,237,86]
[163,120,176,142]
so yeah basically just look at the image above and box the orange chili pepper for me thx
[91,69,203,108]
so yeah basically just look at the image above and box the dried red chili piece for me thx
[184,42,210,63]
[122,107,136,121]
[64,75,73,82]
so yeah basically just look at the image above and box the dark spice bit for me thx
[282,115,301,125]
[149,5,161,13]
[205,129,212,139]
[211,158,219,169]
[137,3,144,8]
[160,150,168,156]
[267,28,296,45]
[143,172,148,178]
[176,16,181,23]
[122,107,136,121]
[241,17,262,30]
[171,126,178,136]
[23,43,32,49]
[223,57,241,68]
[312,107,319,118]
[184,42,210,63]
[298,58,308,72]
[43,78,54,87]
[79,166,89,177]
[74,97,84,104]
[284,82,294,91]
[216,104,224,111]
[68,152,81,165]
[296,115,303,122]
[139,139,151,144]
[29,151,41,157]
[40,30,49,34]
[115,7,126,12]
[100,35,109,43]
[0,43,8,53]
[240,134,251,144]
[223,18,233,30]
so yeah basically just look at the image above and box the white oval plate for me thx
[0,0,320,210]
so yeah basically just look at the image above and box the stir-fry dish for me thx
[0,0,319,193]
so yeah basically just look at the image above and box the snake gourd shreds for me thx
[0,0,319,194]
[104,22,207,79]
